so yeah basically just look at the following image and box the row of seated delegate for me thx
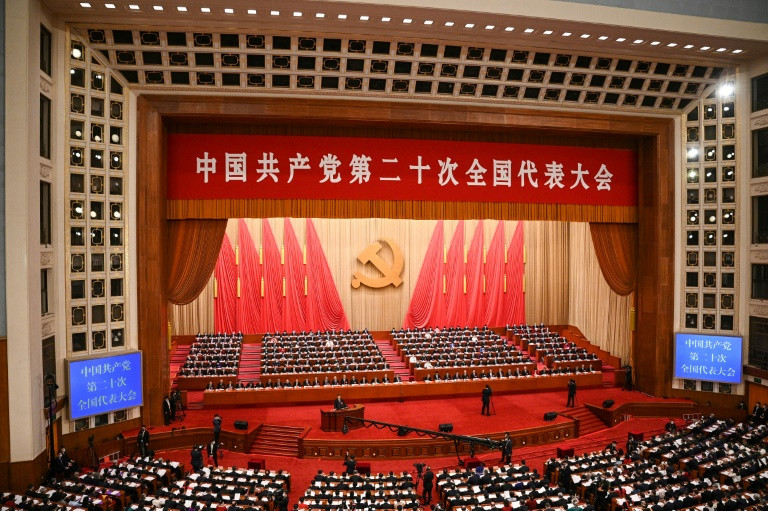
[436,462,585,510]
[179,332,243,378]
[262,331,387,375]
[544,415,768,511]
[396,332,528,371]
[206,374,404,390]
[133,465,290,511]
[299,470,420,510]
[422,366,598,381]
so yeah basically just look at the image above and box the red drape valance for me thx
[589,222,638,296]
[167,219,227,305]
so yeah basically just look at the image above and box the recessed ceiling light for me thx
[105,3,116,8]
[129,4,139,9]
[153,5,162,10]
[524,28,534,33]
[247,9,256,14]
[732,49,743,54]
[667,43,677,47]
[700,46,710,50]
[200,7,210,12]
[632,39,643,44]
[424,20,433,25]
[465,23,474,28]
[338,14,347,19]
[562,32,572,37]
[504,26,514,32]
[445,21,454,27]
[177,6,187,12]
[80,2,91,6]
[616,37,626,42]
[380,16,390,21]
[359,15,369,21]
[719,83,734,96]
[292,11,302,17]
[224,8,234,13]
[403,18,412,23]
[543,30,553,35]
[650,41,660,45]
[598,35,608,40]
[485,25,495,30]
[716,47,727,52]
[684,44,694,49]
[316,13,325,18]
[580,34,590,38]
[270,10,279,15]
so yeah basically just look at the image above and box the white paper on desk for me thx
[472,486,481,493]
[184,500,193,508]
[511,502,521,509]
[477,495,485,503]
[502,491,510,498]
[630,494,641,502]
[223,495,231,501]
[170,462,179,468]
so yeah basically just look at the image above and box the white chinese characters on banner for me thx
[193,151,615,191]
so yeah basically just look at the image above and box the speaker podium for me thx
[320,404,365,432]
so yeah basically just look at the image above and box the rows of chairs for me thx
[299,470,420,510]
[178,332,243,378]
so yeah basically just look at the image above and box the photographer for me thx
[137,424,150,458]
[481,384,492,416]
[566,378,577,408]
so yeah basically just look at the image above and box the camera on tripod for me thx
[413,462,426,474]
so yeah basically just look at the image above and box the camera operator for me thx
[190,444,204,473]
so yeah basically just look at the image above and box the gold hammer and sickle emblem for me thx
[351,238,404,289]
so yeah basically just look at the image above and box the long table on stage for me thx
[202,372,603,407]
[412,363,537,381]
[320,405,365,432]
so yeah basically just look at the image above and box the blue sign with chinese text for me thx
[674,333,742,384]
[68,352,143,420]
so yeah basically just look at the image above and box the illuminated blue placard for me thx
[68,352,143,420]
[673,333,742,384]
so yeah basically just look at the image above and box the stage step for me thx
[238,344,262,381]
[557,405,606,437]
[169,345,193,389]
[374,339,412,382]
[250,424,304,457]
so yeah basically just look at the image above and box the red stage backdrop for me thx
[167,134,638,206]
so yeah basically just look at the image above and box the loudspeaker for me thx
[543,412,558,421]
[602,399,615,409]
[397,426,410,437]
[439,423,453,433]
[234,420,248,430]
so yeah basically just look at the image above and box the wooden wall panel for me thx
[137,98,170,426]
[0,336,9,489]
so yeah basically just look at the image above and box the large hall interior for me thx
[2,0,768,510]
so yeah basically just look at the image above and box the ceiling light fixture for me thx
[80,2,91,6]
[465,23,475,28]
[316,13,325,18]
[667,43,677,47]
[543,30,553,35]
[719,83,734,97]
[338,14,347,19]
[200,7,210,12]
[716,47,727,52]
[700,46,710,50]
[524,28,534,33]
[504,26,514,32]
[683,44,694,49]
[270,10,279,15]
[562,32,572,37]
[580,34,590,38]
[598,35,608,40]
[129,4,139,9]
[105,3,116,8]
[153,5,162,10]
[732,49,743,54]
[247,9,256,14]
[424,20,433,25]
[360,15,369,21]
[380,16,390,21]
[177,6,187,12]
[650,41,660,45]
[293,11,302,17]
[615,37,626,42]
[632,39,643,44]
[485,25,495,30]
[445,21,454,27]
[224,8,234,14]
[403,18,412,23]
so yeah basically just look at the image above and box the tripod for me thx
[490,396,496,416]
[81,438,99,471]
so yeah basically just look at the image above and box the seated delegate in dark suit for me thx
[334,395,347,410]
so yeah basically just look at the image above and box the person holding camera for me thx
[343,451,357,474]
[567,378,577,408]
[422,465,435,504]
[481,384,492,415]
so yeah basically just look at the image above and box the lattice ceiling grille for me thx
[74,26,730,112]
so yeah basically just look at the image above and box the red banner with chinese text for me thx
[166,134,637,206]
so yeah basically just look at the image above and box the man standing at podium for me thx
[334,394,348,410]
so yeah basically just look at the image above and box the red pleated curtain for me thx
[167,219,227,305]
